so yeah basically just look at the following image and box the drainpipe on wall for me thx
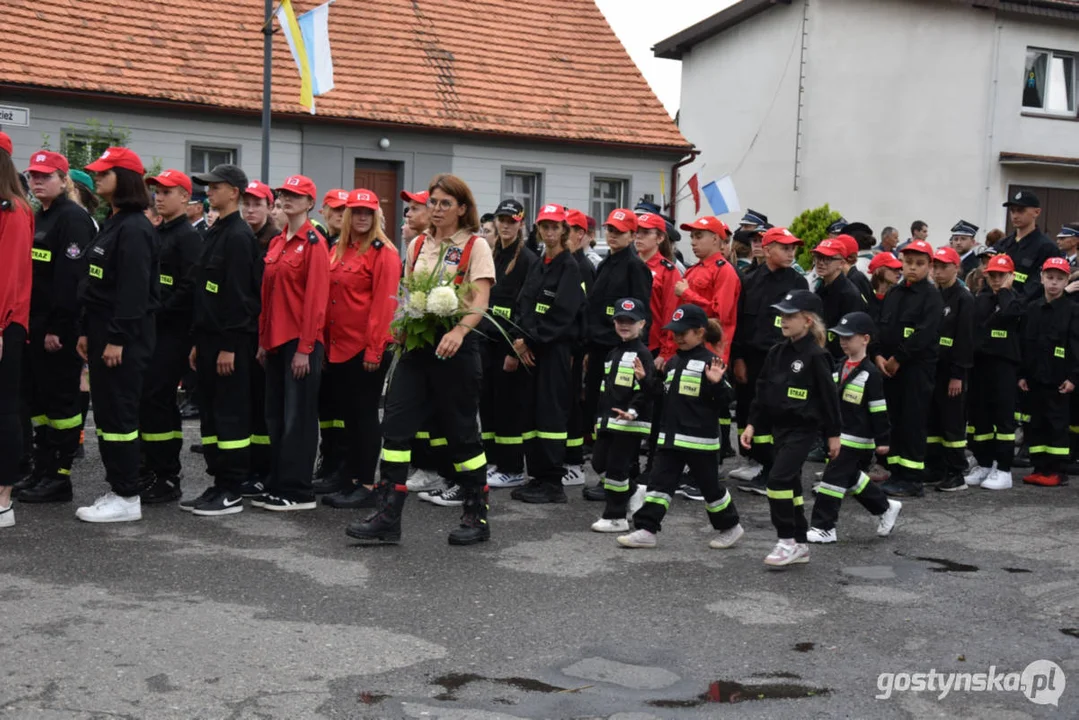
[982,22,1003,231]
[670,148,701,223]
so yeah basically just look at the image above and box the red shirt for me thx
[643,252,680,360]
[259,220,331,353]
[680,251,741,363]
[325,239,401,363]
[0,202,33,333]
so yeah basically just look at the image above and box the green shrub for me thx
[790,204,844,270]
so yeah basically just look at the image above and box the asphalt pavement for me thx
[2,421,1077,719]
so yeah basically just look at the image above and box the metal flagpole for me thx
[260,0,275,182]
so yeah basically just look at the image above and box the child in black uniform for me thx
[590,297,654,532]
[742,290,840,567]
[617,305,743,549]
[807,312,902,543]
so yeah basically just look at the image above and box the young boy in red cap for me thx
[1018,257,1079,486]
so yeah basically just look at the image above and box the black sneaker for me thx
[675,484,704,501]
[806,446,828,463]
[582,484,606,501]
[736,472,768,496]
[880,480,925,498]
[1013,446,1032,468]
[322,485,376,509]
[189,443,204,455]
[179,487,221,513]
[141,474,182,504]
[257,494,317,512]
[12,470,43,492]
[511,482,567,504]
[191,490,245,516]
[237,477,267,498]
[14,476,73,503]
[936,474,967,492]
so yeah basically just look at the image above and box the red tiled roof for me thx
[2,0,690,152]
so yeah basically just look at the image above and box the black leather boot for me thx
[15,474,73,503]
[448,483,490,545]
[322,483,376,509]
[345,483,406,543]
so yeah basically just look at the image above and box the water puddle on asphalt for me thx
[648,679,830,706]
[1003,567,1032,573]
[1061,628,1079,639]
[432,672,569,701]
[894,551,980,573]
[793,642,815,652]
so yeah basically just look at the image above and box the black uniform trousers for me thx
[139,320,189,479]
[25,323,84,479]
[810,447,890,531]
[565,347,587,464]
[379,341,486,495]
[0,324,26,487]
[766,426,816,542]
[592,430,641,519]
[969,356,1016,471]
[196,333,252,492]
[1027,382,1070,475]
[332,349,392,485]
[582,343,613,452]
[317,361,345,472]
[884,362,935,485]
[632,448,739,534]
[87,314,154,497]
[413,421,453,478]
[265,339,324,501]
[524,341,573,487]
[481,340,531,475]
[1070,390,1079,463]
[641,349,666,480]
[249,350,271,479]
[735,348,771,464]
[926,369,968,479]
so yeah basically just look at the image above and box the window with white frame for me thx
[591,176,629,238]
[1023,48,1076,116]
[189,145,237,174]
[501,170,542,223]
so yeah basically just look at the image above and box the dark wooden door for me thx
[354,166,399,241]
[1006,184,1079,235]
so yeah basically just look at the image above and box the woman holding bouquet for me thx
[346,174,495,546]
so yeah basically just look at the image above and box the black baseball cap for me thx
[772,289,823,315]
[192,164,248,190]
[494,198,525,220]
[663,304,708,332]
[613,297,647,322]
[830,311,876,338]
[1003,190,1040,208]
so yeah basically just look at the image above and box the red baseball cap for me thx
[85,147,144,174]
[565,209,589,230]
[932,247,961,266]
[605,208,638,233]
[834,234,859,258]
[761,227,802,246]
[277,174,317,200]
[636,213,667,232]
[1042,257,1071,274]
[243,180,275,204]
[813,239,847,258]
[868,252,903,272]
[322,189,349,209]
[900,239,934,256]
[0,132,12,156]
[347,188,380,210]
[986,254,1015,273]
[26,150,69,175]
[146,169,192,195]
[536,203,567,224]
[679,216,729,239]
[400,189,429,204]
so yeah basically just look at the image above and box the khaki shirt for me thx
[407,230,496,304]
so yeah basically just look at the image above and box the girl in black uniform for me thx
[617,304,743,549]
[742,290,840,567]
[509,204,586,504]
[76,147,159,523]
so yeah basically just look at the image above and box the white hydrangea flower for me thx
[426,286,460,317]
[407,290,427,318]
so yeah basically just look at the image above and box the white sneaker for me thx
[964,463,994,486]
[709,523,744,549]
[981,468,1013,490]
[488,471,527,489]
[591,518,630,533]
[877,499,902,537]
[729,461,763,482]
[806,527,837,544]
[628,485,647,516]
[406,469,446,493]
[617,528,657,548]
[76,492,142,523]
[562,465,586,486]
[0,503,13,528]
[764,539,809,567]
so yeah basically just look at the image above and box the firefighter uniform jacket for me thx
[155,215,202,330]
[833,356,890,451]
[936,282,975,382]
[748,334,841,437]
[595,337,654,435]
[325,239,401,364]
[516,251,585,349]
[80,210,160,345]
[260,221,331,354]
[191,210,262,352]
[873,278,943,366]
[0,201,34,334]
[643,252,680,360]
[586,247,653,347]
[480,238,538,350]
[732,264,808,361]
[253,220,279,257]
[1020,295,1079,386]
[31,195,97,338]
[679,252,740,363]
[817,272,866,358]
[573,248,595,294]
[995,228,1062,307]
[847,266,873,306]
[654,344,728,452]
[973,287,1022,363]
